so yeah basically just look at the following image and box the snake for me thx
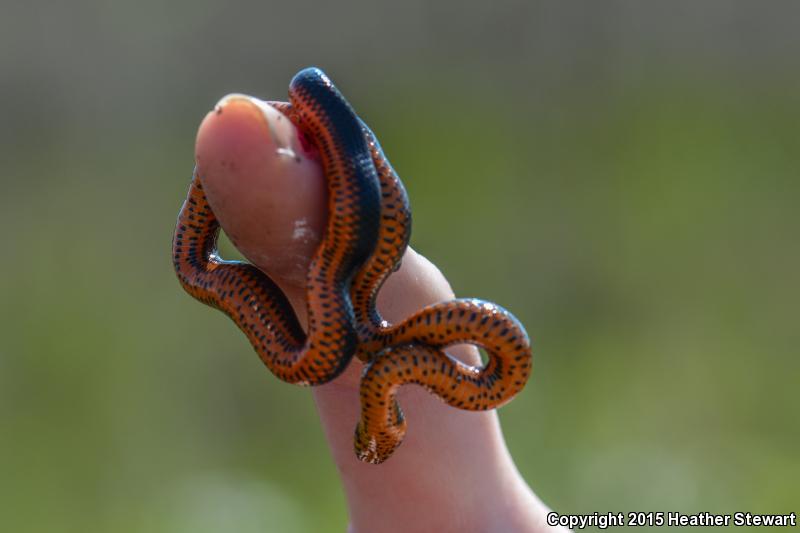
[172,67,533,463]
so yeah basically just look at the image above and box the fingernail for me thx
[214,93,301,162]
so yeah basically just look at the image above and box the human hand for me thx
[192,94,565,533]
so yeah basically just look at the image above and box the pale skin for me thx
[194,95,566,533]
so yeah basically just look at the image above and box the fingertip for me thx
[194,94,327,287]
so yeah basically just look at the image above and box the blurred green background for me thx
[2,1,798,531]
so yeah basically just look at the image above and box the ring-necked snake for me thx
[172,67,533,464]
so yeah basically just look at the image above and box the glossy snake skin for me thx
[172,67,532,463]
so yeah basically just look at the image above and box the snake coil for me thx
[172,67,532,463]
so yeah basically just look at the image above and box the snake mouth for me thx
[294,128,319,161]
